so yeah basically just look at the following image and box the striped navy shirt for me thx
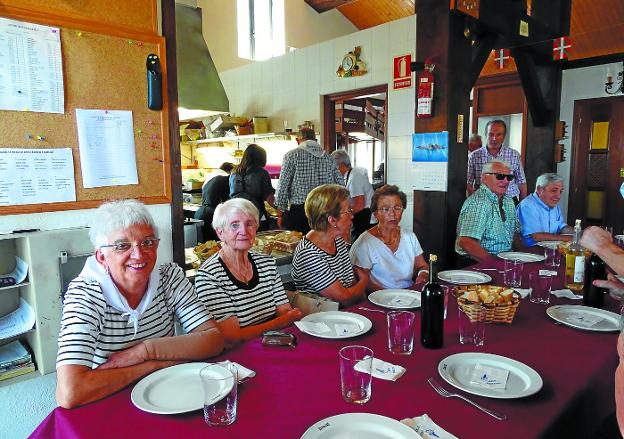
[195,252,289,327]
[292,237,355,294]
[56,263,212,369]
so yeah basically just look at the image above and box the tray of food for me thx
[454,284,521,324]
[193,240,220,264]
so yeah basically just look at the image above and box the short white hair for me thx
[331,149,352,169]
[482,159,511,175]
[89,199,158,248]
[535,173,563,190]
[212,198,259,231]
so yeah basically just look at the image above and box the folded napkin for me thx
[354,357,406,381]
[515,288,531,299]
[294,321,331,334]
[217,361,256,382]
[401,414,458,439]
[551,289,582,299]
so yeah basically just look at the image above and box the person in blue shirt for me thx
[516,173,573,247]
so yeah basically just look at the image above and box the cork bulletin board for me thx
[0,5,171,215]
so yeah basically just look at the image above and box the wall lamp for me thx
[605,61,624,95]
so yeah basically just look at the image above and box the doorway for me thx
[322,84,388,189]
[569,96,624,233]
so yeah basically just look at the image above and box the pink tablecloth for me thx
[31,258,619,439]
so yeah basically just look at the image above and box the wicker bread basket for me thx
[454,286,521,324]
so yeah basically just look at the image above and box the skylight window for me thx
[237,0,285,61]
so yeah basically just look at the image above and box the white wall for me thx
[558,62,621,217]
[220,16,417,229]
[198,0,357,73]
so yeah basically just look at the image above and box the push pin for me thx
[137,41,144,47]
[153,157,164,163]
[36,135,46,141]
[24,133,33,141]
[128,40,134,45]
[137,128,143,135]
[150,134,158,140]
[76,31,83,37]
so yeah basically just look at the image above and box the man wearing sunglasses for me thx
[456,159,522,264]
[466,120,527,204]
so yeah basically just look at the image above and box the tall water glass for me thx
[387,311,415,355]
[503,259,524,288]
[201,363,238,426]
[339,345,373,404]
[458,304,486,346]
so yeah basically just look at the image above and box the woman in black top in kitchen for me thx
[194,162,234,240]
[229,144,276,231]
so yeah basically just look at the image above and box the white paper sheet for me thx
[0,257,28,284]
[0,299,35,340]
[0,148,75,206]
[0,17,64,113]
[76,109,139,188]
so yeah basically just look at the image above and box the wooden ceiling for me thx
[304,0,624,61]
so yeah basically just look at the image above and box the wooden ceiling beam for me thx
[304,0,355,13]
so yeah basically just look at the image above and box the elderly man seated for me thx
[455,159,521,264]
[516,173,573,247]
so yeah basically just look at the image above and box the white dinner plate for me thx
[301,413,421,439]
[536,241,563,249]
[438,353,543,399]
[299,311,372,339]
[436,270,492,285]
[546,305,620,332]
[131,362,233,414]
[369,289,421,309]
[497,251,545,262]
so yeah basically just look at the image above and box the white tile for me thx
[371,68,391,86]
[387,135,412,160]
[389,17,411,44]
[388,88,415,115]
[387,112,415,137]
[387,157,408,185]
[400,202,413,230]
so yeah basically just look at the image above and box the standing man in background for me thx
[467,133,482,153]
[331,149,374,241]
[466,120,527,203]
[275,127,344,234]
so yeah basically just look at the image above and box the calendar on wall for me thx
[411,131,448,192]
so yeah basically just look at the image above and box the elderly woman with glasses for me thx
[195,198,302,344]
[351,185,428,291]
[291,184,368,306]
[56,200,224,409]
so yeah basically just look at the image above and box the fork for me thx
[357,306,387,314]
[427,377,507,421]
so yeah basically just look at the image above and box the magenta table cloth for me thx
[31,259,619,439]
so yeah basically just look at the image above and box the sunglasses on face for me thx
[485,172,514,181]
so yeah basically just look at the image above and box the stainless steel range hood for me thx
[175,4,229,119]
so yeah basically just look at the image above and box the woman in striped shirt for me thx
[195,199,302,344]
[291,184,368,306]
[56,200,224,409]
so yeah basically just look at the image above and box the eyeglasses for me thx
[100,237,160,254]
[339,208,354,216]
[485,172,514,181]
[228,221,258,231]
[377,206,404,214]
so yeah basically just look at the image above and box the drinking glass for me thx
[339,345,373,404]
[458,304,486,346]
[201,363,238,426]
[441,285,450,319]
[529,272,553,305]
[386,311,415,355]
[544,246,561,267]
[503,259,524,288]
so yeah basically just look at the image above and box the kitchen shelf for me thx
[192,132,291,146]
[0,281,29,294]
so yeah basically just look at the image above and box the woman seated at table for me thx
[56,200,224,409]
[351,184,428,291]
[195,198,302,344]
[291,184,368,306]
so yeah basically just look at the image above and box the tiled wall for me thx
[220,16,417,230]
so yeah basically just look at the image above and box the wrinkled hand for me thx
[415,270,429,285]
[354,266,369,282]
[593,273,624,297]
[98,342,148,370]
[580,226,613,255]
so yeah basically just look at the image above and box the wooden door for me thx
[569,96,624,233]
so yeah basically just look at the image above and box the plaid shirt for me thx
[275,141,344,210]
[455,185,520,256]
[467,146,526,197]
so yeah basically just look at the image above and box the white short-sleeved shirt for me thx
[346,167,374,209]
[350,229,423,289]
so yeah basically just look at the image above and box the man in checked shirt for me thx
[466,120,527,204]
[275,127,344,233]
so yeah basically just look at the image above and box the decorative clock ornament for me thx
[337,46,367,77]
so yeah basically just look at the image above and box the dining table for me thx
[31,253,620,439]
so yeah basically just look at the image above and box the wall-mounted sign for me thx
[393,54,412,90]
[336,46,367,77]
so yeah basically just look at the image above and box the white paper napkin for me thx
[217,361,256,382]
[401,414,458,439]
[551,289,583,299]
[469,364,509,390]
[294,321,331,334]
[515,288,531,299]
[354,357,406,381]
[334,323,361,336]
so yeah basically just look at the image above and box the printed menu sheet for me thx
[0,148,75,206]
[76,109,139,188]
[0,17,64,113]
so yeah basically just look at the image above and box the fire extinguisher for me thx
[417,59,435,118]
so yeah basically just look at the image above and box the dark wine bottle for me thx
[421,254,444,348]
[583,252,606,308]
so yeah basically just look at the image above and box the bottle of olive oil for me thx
[565,219,585,292]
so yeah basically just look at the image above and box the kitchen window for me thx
[237,0,285,61]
